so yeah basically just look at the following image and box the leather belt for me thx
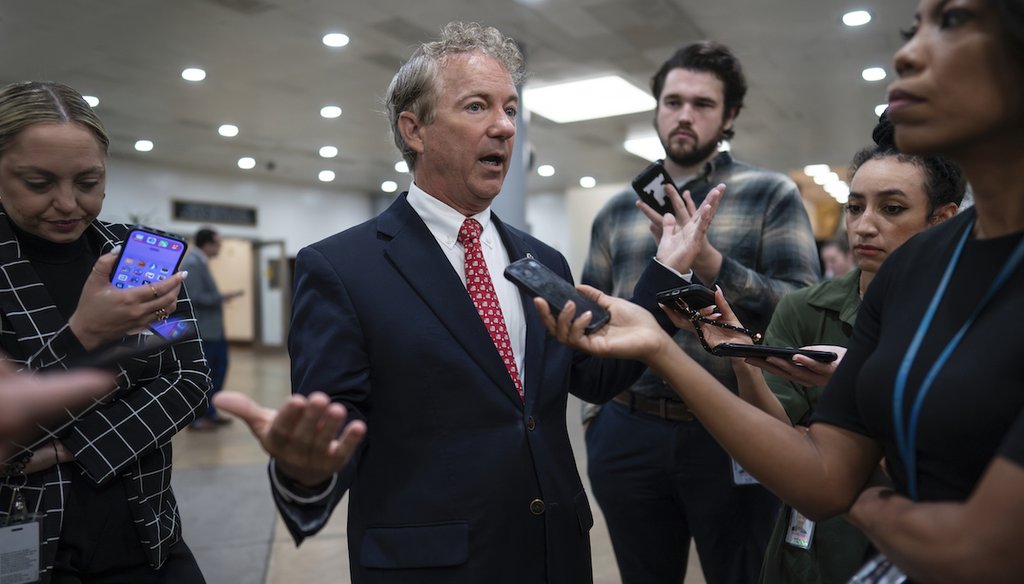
[613,391,695,422]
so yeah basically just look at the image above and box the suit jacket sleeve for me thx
[271,244,365,544]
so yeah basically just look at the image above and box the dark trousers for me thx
[200,338,228,417]
[586,399,780,584]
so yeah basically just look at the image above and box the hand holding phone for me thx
[504,258,610,334]
[110,226,188,291]
[632,160,675,215]
[657,284,717,314]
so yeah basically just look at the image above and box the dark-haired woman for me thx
[752,117,964,584]
[0,81,208,582]
[541,0,1024,581]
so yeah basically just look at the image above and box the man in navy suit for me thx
[218,21,720,584]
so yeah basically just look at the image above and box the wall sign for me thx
[172,200,257,226]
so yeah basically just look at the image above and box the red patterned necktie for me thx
[458,218,524,402]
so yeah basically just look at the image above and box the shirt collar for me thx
[407,181,495,249]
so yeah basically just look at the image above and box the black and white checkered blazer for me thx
[0,212,211,581]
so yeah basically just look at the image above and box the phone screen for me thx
[111,227,187,290]
[149,314,198,341]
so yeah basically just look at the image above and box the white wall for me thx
[565,183,628,280]
[103,157,376,255]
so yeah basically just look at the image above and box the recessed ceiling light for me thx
[874,103,888,117]
[238,157,256,170]
[842,10,871,27]
[82,95,99,107]
[803,164,831,177]
[381,180,398,193]
[320,105,342,119]
[134,139,154,152]
[524,75,655,123]
[319,145,338,158]
[218,124,239,137]
[394,160,409,173]
[579,176,597,188]
[323,33,350,48]
[623,135,665,162]
[537,164,555,177]
[181,68,206,82]
[862,67,887,82]
[318,170,336,182]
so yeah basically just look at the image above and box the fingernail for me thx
[180,270,189,280]
[110,244,122,254]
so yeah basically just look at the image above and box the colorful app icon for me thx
[146,236,157,245]
[170,243,181,251]
[133,233,145,241]
[115,282,125,288]
[125,258,135,265]
[158,240,169,248]
[160,266,170,273]
[137,261,146,267]
[145,272,156,280]
[117,274,128,281]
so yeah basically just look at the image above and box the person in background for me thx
[182,227,243,431]
[0,81,208,583]
[541,1,1024,580]
[581,40,820,584]
[818,237,853,280]
[750,113,965,583]
[214,21,710,583]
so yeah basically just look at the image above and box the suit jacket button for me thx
[526,416,536,431]
[529,498,545,516]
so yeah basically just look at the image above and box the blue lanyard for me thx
[893,220,1024,500]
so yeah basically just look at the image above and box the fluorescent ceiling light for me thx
[83,95,99,107]
[579,176,597,189]
[319,145,338,158]
[862,67,886,81]
[238,157,256,170]
[536,164,555,177]
[318,170,336,182]
[623,135,664,162]
[320,105,342,119]
[394,160,409,173]
[875,103,888,117]
[842,10,871,27]
[524,76,655,123]
[218,124,239,137]
[814,171,840,186]
[134,139,154,152]
[381,180,398,193]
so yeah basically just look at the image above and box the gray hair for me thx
[384,21,524,170]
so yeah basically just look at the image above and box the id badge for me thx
[731,459,760,485]
[0,516,41,584]
[784,508,815,549]
[847,553,908,583]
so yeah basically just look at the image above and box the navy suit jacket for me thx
[273,194,680,584]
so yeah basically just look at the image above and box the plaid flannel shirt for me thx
[0,214,210,582]
[582,152,820,403]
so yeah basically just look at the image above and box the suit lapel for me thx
[492,215,547,411]
[380,195,524,406]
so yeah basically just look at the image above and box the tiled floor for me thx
[171,346,705,584]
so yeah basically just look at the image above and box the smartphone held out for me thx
[504,257,610,334]
[631,159,675,215]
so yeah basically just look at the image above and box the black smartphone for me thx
[711,343,838,363]
[503,257,610,334]
[657,284,717,313]
[110,226,188,291]
[149,313,199,342]
[66,330,195,369]
[631,159,675,215]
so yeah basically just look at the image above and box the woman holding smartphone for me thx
[0,81,208,582]
[543,0,1024,581]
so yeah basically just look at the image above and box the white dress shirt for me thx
[406,183,527,389]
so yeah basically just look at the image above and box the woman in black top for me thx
[541,0,1024,581]
[0,81,209,582]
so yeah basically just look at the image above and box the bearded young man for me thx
[580,41,820,584]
